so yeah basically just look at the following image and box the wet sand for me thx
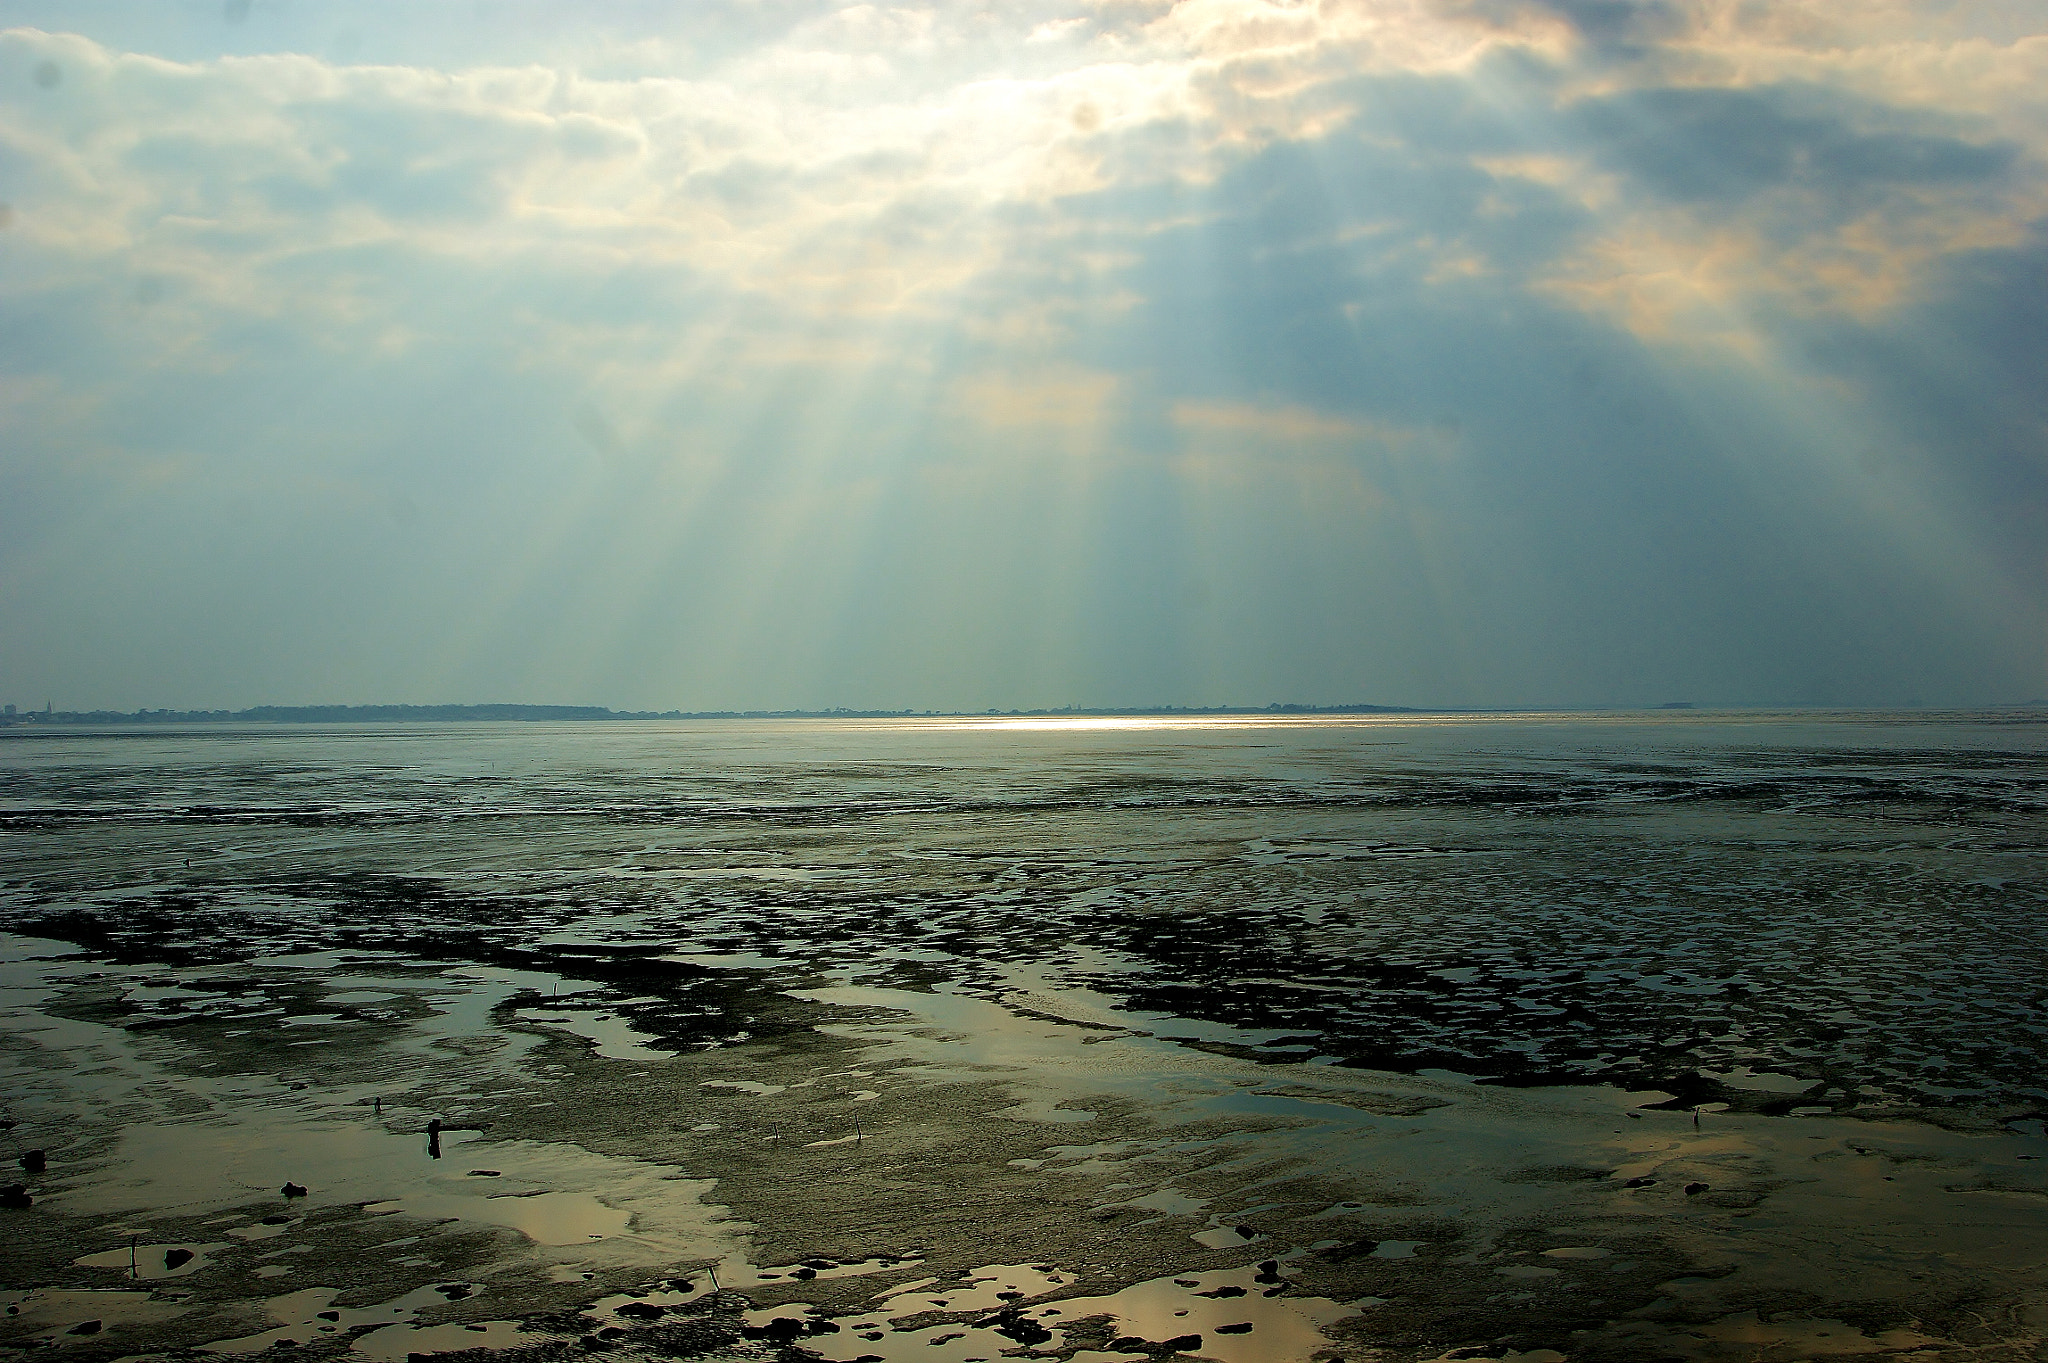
[5,936,2045,1363]
[2,715,2045,1361]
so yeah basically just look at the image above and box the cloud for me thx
[0,6,2041,709]
[953,365,1123,437]
[1170,399,1377,442]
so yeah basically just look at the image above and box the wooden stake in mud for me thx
[129,1234,137,1280]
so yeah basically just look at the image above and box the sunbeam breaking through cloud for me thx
[0,1,2041,710]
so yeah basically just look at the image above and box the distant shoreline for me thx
[3,700,2042,727]
[1,701,1429,726]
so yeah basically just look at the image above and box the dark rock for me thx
[280,1182,308,1198]
[20,1150,45,1174]
[68,1321,102,1336]
[1217,1322,1254,1334]
[1685,1182,1710,1195]
[1623,1176,1656,1188]
[993,1315,1052,1345]
[1198,1286,1246,1298]
[164,1248,195,1270]
[614,1303,665,1321]
[0,1185,30,1209]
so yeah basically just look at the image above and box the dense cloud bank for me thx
[1,2,2041,710]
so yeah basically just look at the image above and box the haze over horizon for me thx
[2,2,2043,714]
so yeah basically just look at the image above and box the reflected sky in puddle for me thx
[510,1006,672,1063]
[762,1257,1359,1363]
[0,935,747,1342]
[73,1240,231,1280]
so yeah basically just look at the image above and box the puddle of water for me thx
[875,1263,1069,1318]
[1701,1068,1818,1095]
[1028,1261,1357,1363]
[2,943,747,1288]
[766,1267,1070,1363]
[0,1288,186,1344]
[73,1240,231,1280]
[226,1218,300,1241]
[998,1099,1097,1123]
[200,1281,493,1355]
[512,1008,674,1063]
[1192,1225,1263,1249]
[702,1079,787,1096]
[771,1259,1353,1363]
[663,951,808,970]
[68,1112,720,1263]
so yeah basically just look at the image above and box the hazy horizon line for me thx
[6,700,2046,727]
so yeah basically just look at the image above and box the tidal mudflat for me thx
[2,713,2045,1362]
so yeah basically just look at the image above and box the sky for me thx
[0,0,2042,712]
